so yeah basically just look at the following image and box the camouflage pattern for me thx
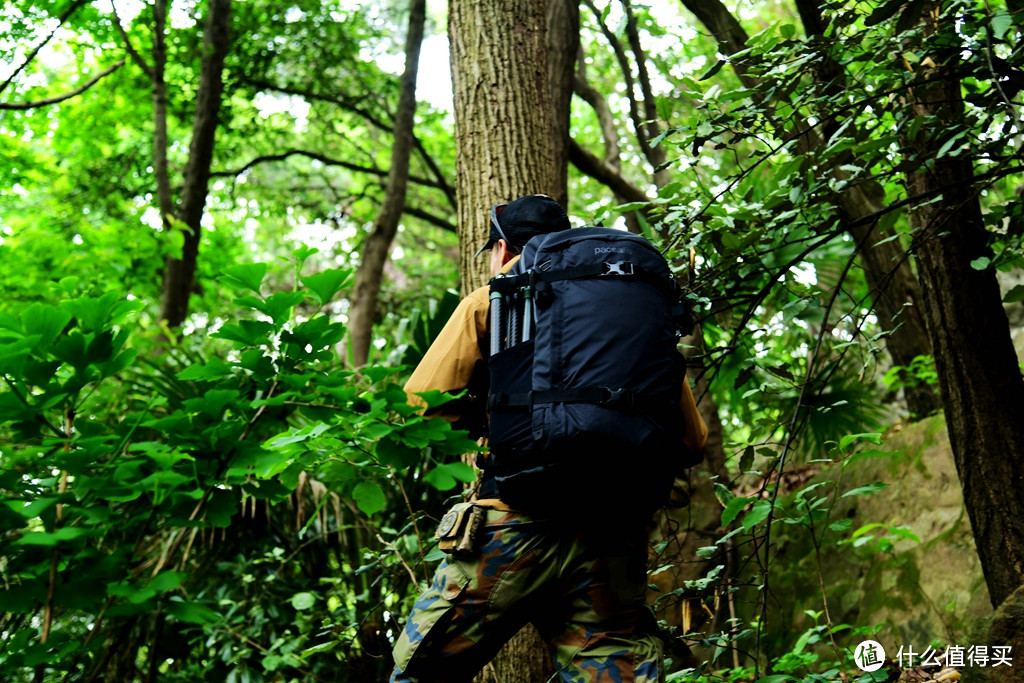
[391,507,664,682]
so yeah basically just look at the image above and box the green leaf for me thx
[838,432,884,452]
[291,591,316,610]
[0,336,41,379]
[301,268,353,305]
[829,518,853,532]
[218,263,268,294]
[699,59,726,81]
[992,10,1014,40]
[265,422,331,449]
[149,571,187,592]
[721,496,750,526]
[176,356,234,381]
[212,320,275,347]
[59,291,122,332]
[970,256,991,270]
[182,389,240,417]
[206,488,237,527]
[1003,285,1024,303]
[841,482,888,499]
[713,482,735,507]
[353,481,386,515]
[165,598,220,625]
[15,526,93,546]
[424,465,458,491]
[20,304,72,350]
[741,499,773,530]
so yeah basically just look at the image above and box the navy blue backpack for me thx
[486,227,699,520]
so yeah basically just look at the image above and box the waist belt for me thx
[489,387,674,412]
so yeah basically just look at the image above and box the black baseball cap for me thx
[474,194,571,257]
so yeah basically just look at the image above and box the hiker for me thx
[390,194,708,683]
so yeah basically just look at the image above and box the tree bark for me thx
[449,1,560,679]
[347,0,427,367]
[159,0,232,328]
[152,0,175,231]
[450,0,558,294]
[903,1,1024,607]
[546,0,580,209]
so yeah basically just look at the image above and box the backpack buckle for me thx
[602,261,634,276]
[603,387,636,410]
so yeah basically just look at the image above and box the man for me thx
[391,194,708,683]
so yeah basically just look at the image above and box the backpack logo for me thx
[594,246,627,254]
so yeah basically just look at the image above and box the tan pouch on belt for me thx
[436,502,486,557]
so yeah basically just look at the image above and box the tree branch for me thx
[0,60,125,111]
[678,0,758,89]
[622,0,669,186]
[573,51,621,166]
[239,77,456,207]
[208,149,446,191]
[348,0,427,366]
[568,138,650,205]
[110,0,154,78]
[0,0,92,96]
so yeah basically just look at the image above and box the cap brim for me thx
[474,239,495,258]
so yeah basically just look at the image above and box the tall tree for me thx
[347,0,427,367]
[448,0,559,679]
[157,0,233,328]
[449,0,559,293]
[902,0,1024,607]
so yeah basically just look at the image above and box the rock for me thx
[964,584,1024,682]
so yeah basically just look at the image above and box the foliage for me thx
[0,251,478,681]
[3,0,1022,679]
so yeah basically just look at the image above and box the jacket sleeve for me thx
[403,285,490,417]
[680,376,709,458]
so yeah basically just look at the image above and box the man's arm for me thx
[403,285,490,418]
[680,377,709,457]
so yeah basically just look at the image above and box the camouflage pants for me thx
[390,507,663,682]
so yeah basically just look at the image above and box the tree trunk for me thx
[449,0,559,679]
[545,0,580,209]
[159,0,232,328]
[347,0,426,367]
[450,0,558,294]
[903,1,1024,608]
[152,0,174,231]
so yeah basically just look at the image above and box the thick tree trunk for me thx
[347,0,426,367]
[159,0,232,328]
[449,1,560,679]
[904,2,1024,607]
[450,0,558,293]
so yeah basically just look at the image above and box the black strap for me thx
[490,262,677,298]
[489,387,675,413]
